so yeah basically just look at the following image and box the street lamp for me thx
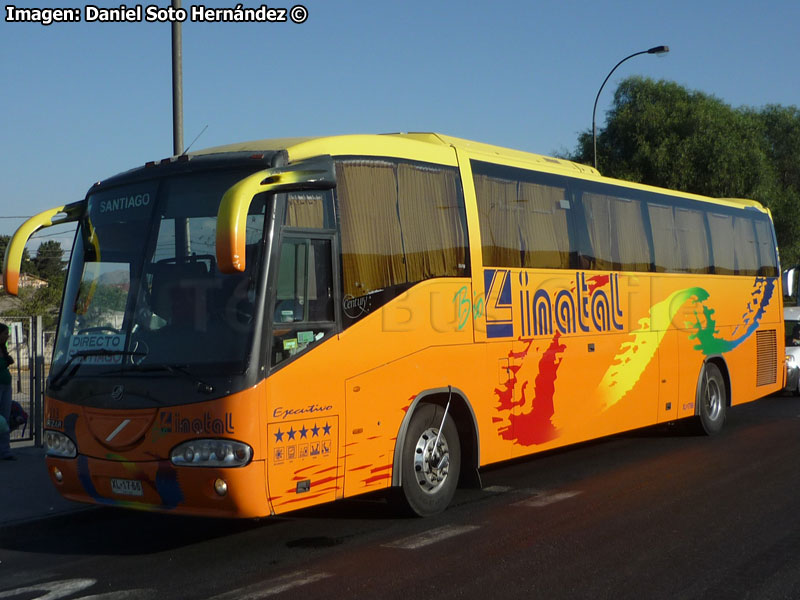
[592,45,669,170]
[172,0,183,156]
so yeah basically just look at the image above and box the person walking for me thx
[0,324,15,460]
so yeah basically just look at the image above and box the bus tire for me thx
[696,362,726,435]
[398,404,461,517]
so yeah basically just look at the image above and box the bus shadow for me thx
[0,507,275,556]
[0,494,408,556]
[288,491,403,521]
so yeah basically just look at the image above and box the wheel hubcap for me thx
[705,377,722,421]
[413,427,450,494]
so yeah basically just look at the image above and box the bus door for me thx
[265,223,342,512]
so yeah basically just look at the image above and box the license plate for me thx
[111,478,144,497]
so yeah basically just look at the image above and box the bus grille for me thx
[756,329,777,386]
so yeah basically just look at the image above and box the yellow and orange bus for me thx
[3,133,784,517]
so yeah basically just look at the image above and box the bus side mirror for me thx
[2,201,84,296]
[783,267,799,304]
[216,157,335,274]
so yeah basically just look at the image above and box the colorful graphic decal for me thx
[484,269,514,338]
[493,276,776,443]
[689,277,775,355]
[453,286,485,330]
[597,286,706,410]
[74,454,183,511]
[494,333,567,446]
[484,269,624,339]
[597,277,775,409]
[270,463,343,507]
[59,411,184,511]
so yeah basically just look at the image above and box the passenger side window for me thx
[335,159,469,327]
[647,204,711,273]
[271,237,335,367]
[473,172,572,269]
[581,192,650,272]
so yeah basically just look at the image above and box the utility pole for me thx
[172,0,184,155]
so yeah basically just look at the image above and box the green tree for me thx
[33,240,65,281]
[757,105,800,267]
[569,77,800,265]
[3,275,65,329]
[1,237,65,326]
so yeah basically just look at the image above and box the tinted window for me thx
[335,159,469,325]
[471,160,778,277]
[284,190,335,229]
[473,172,572,269]
[580,191,650,272]
[271,238,334,366]
[648,204,710,273]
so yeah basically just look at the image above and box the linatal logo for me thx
[160,411,235,434]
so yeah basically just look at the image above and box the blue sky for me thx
[2,0,799,252]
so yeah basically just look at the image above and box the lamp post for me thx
[592,45,669,170]
[172,0,183,156]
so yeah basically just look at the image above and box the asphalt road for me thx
[2,393,800,600]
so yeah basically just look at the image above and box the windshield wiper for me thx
[127,363,215,394]
[49,350,147,390]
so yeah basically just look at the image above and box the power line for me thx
[30,231,75,240]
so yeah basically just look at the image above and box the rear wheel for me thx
[398,404,461,517]
[697,362,726,435]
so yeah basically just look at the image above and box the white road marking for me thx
[514,490,582,508]
[483,485,513,493]
[0,578,151,600]
[207,571,331,600]
[383,524,480,550]
[0,578,97,599]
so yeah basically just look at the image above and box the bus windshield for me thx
[51,169,268,385]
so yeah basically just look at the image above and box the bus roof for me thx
[191,132,600,177]
[183,132,770,215]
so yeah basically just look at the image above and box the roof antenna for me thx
[182,124,208,155]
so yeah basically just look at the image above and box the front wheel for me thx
[696,362,726,435]
[398,404,461,517]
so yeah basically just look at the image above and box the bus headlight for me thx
[170,439,253,467]
[45,430,77,458]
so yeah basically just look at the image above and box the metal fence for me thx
[1,316,47,446]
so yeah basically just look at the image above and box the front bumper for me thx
[46,454,270,519]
